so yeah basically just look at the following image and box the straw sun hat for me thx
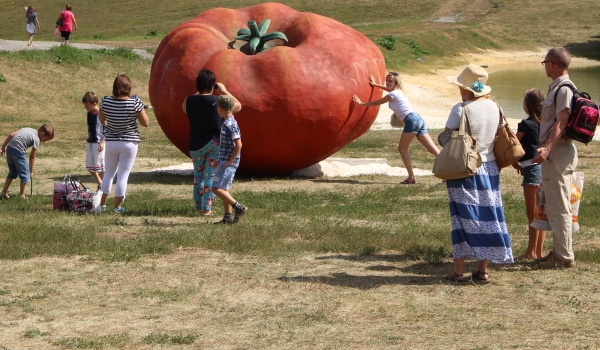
[447,64,492,97]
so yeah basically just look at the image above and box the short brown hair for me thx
[524,88,545,124]
[65,4,72,11]
[82,91,98,104]
[112,74,132,97]
[547,47,571,69]
[39,124,55,140]
[28,5,35,12]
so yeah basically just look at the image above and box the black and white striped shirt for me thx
[100,96,144,142]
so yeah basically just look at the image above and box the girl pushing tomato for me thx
[353,72,440,184]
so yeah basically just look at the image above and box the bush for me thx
[0,73,5,82]
[376,35,398,51]
[406,40,430,58]
[145,30,158,36]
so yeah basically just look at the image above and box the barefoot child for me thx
[513,88,547,260]
[211,95,246,224]
[353,72,440,184]
[25,5,41,47]
[82,92,106,190]
[0,124,54,199]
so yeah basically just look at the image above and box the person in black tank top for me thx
[182,69,241,216]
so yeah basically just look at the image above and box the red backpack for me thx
[554,82,599,144]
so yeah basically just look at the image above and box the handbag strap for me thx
[493,101,507,126]
[460,103,474,136]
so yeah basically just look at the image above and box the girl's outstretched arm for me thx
[368,74,390,91]
[352,94,392,107]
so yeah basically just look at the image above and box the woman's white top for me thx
[386,90,414,119]
[445,99,499,162]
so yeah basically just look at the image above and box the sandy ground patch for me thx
[370,49,600,132]
[1,251,599,348]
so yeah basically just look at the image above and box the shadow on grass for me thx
[315,253,413,262]
[278,272,438,289]
[310,179,390,185]
[566,40,600,61]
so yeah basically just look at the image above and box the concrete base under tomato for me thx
[152,158,433,178]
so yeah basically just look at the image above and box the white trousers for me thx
[100,141,138,198]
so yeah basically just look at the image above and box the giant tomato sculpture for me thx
[149,2,385,174]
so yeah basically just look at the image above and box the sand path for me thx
[371,49,600,131]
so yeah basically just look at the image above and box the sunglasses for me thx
[541,60,554,66]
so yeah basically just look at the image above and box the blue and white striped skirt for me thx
[447,161,513,264]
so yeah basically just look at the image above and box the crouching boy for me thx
[0,124,54,199]
[211,95,246,224]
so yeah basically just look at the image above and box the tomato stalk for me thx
[235,19,288,54]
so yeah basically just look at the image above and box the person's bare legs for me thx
[443,257,465,281]
[519,185,547,259]
[89,171,103,188]
[212,187,235,214]
[474,260,489,280]
[416,133,441,156]
[19,181,27,198]
[113,196,124,209]
[28,33,33,46]
[398,132,417,183]
[1,178,13,197]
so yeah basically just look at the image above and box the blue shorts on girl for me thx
[402,112,429,136]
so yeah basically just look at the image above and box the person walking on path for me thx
[182,69,241,216]
[353,72,440,184]
[531,47,578,269]
[513,89,546,260]
[56,4,77,45]
[25,6,40,46]
[441,65,513,282]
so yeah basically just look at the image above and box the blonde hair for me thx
[387,72,404,91]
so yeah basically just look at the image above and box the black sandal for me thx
[442,272,465,282]
[472,270,489,281]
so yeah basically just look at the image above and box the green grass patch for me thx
[143,333,196,345]
[23,329,50,338]
[52,333,130,348]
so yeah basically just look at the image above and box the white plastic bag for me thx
[531,172,584,233]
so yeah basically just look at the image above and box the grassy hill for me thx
[1,0,599,70]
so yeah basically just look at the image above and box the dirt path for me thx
[0,38,153,60]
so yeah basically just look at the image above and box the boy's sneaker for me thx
[214,217,234,225]
[100,205,107,212]
[113,207,126,214]
[234,205,247,223]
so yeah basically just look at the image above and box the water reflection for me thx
[489,64,600,119]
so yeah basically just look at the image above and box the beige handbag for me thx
[493,102,525,168]
[390,113,405,128]
[432,104,482,180]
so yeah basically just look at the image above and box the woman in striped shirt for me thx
[98,74,149,213]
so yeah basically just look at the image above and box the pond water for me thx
[489,64,600,119]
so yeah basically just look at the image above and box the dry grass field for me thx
[1,0,600,348]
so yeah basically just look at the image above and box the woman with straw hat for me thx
[442,64,513,282]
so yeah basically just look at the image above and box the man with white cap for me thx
[531,47,577,269]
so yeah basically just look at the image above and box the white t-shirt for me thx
[386,90,414,119]
[445,99,499,162]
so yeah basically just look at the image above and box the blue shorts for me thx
[212,164,237,190]
[402,112,428,136]
[521,163,542,186]
[6,147,30,183]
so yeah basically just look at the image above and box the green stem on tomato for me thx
[235,19,288,54]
